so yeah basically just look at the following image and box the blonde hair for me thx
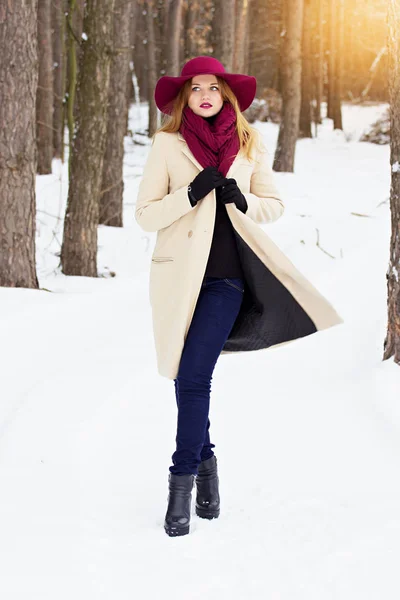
[156,76,262,162]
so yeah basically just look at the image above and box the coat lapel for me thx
[177,131,247,178]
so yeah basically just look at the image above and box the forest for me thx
[0,0,397,359]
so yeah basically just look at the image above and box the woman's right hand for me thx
[188,166,227,206]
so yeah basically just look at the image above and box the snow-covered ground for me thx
[1,101,399,599]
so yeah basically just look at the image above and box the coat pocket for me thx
[151,256,174,263]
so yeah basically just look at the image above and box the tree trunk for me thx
[212,0,235,71]
[167,0,183,76]
[99,0,133,227]
[37,0,54,174]
[243,0,251,73]
[327,0,335,118]
[327,0,342,128]
[66,0,79,173]
[184,0,199,59]
[127,1,138,105]
[65,0,85,148]
[146,0,158,136]
[52,0,66,159]
[383,0,400,364]
[314,0,323,124]
[61,0,115,276]
[248,0,282,92]
[0,1,39,289]
[273,0,304,172]
[333,0,343,129]
[233,0,249,73]
[299,0,313,138]
[134,5,148,103]
[183,0,213,61]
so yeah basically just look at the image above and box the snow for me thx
[1,102,399,599]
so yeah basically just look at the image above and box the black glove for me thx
[188,166,227,206]
[219,178,248,214]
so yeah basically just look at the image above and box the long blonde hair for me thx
[156,76,262,161]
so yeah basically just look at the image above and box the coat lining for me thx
[223,231,317,352]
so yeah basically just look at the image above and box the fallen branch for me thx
[315,228,337,259]
[350,211,373,218]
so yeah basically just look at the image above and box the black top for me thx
[204,186,244,278]
[200,112,244,279]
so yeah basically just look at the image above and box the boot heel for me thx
[195,505,220,520]
[195,455,220,520]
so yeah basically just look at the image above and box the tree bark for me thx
[167,0,183,76]
[248,0,282,92]
[146,0,158,136]
[65,0,85,145]
[184,0,199,59]
[327,0,334,118]
[37,0,54,174]
[233,0,249,73]
[127,1,138,105]
[133,4,148,103]
[314,0,323,124]
[99,0,133,227]
[334,0,344,129]
[273,0,304,172]
[327,0,343,129]
[383,0,400,364]
[0,1,39,289]
[52,0,66,159]
[242,1,250,73]
[212,0,235,71]
[66,0,79,173]
[299,0,313,138]
[61,0,115,276]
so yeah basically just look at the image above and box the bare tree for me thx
[314,0,323,124]
[273,0,304,172]
[0,1,39,289]
[184,0,200,59]
[37,0,54,174]
[127,1,139,105]
[327,0,343,129]
[183,0,213,60]
[167,0,183,76]
[52,0,66,159]
[248,0,282,92]
[299,0,313,138]
[384,0,400,364]
[212,0,235,71]
[61,0,115,276]
[65,0,85,164]
[66,0,79,172]
[100,0,134,227]
[145,0,158,136]
[233,0,250,73]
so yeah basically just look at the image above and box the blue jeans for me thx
[170,276,245,476]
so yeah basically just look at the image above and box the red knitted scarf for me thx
[179,102,240,177]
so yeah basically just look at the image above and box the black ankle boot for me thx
[164,473,195,537]
[195,455,220,519]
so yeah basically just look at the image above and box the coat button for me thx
[188,230,193,238]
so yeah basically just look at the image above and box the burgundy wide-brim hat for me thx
[154,56,257,115]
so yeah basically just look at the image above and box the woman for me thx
[135,56,342,537]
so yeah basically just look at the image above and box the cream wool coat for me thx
[135,130,343,379]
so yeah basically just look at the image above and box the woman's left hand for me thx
[219,178,248,214]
